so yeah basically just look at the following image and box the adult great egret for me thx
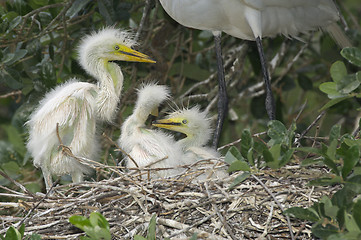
[159,0,351,147]
[26,28,155,191]
[118,83,185,179]
[152,106,227,180]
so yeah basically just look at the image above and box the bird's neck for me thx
[93,60,124,122]
[179,133,205,149]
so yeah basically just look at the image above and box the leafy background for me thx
[0,0,360,238]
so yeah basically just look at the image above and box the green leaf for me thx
[341,145,360,179]
[90,212,109,229]
[330,61,348,83]
[224,146,244,164]
[4,226,22,240]
[66,0,92,18]
[319,82,347,99]
[336,74,360,94]
[279,148,295,167]
[312,223,340,239]
[227,160,251,172]
[284,207,320,222]
[345,212,361,232]
[18,224,25,238]
[240,129,253,158]
[308,176,342,186]
[320,95,353,111]
[147,214,157,240]
[341,47,361,67]
[0,67,23,89]
[267,120,288,145]
[228,172,251,190]
[328,232,361,240]
[8,16,22,33]
[189,233,198,240]
[353,200,361,230]
[345,175,361,194]
[97,0,116,25]
[2,125,26,157]
[2,49,27,66]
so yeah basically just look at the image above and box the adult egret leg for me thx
[212,32,228,149]
[255,37,276,120]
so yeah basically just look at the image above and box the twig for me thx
[251,174,295,240]
[294,111,326,146]
[0,90,22,99]
[15,179,60,228]
[0,170,35,198]
[102,133,139,168]
[205,182,237,240]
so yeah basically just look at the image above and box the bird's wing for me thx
[27,81,98,161]
[224,0,340,39]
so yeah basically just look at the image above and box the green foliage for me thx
[299,125,361,186]
[285,189,361,239]
[0,224,41,240]
[319,47,361,110]
[134,214,157,240]
[226,121,296,189]
[69,212,111,240]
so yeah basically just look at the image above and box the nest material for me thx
[0,161,336,240]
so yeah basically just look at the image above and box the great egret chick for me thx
[119,83,185,179]
[26,28,155,191]
[152,106,227,180]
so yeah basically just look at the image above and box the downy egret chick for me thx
[26,28,155,191]
[152,106,227,180]
[119,83,185,179]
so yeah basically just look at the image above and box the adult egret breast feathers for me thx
[26,28,155,191]
[159,0,351,147]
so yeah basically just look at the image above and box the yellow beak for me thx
[152,118,182,130]
[115,45,156,63]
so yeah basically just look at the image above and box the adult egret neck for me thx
[118,83,185,179]
[152,106,227,180]
[159,0,351,147]
[26,28,155,191]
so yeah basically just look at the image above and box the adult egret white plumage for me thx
[152,106,227,180]
[159,0,351,147]
[26,28,155,191]
[118,83,185,179]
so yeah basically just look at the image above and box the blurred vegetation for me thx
[0,0,361,238]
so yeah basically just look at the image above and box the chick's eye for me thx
[114,45,119,50]
[182,119,187,124]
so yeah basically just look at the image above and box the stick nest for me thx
[1,162,337,239]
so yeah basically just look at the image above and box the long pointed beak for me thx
[152,118,182,130]
[115,45,156,63]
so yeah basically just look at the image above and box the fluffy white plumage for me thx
[27,81,99,188]
[153,106,228,180]
[26,27,155,191]
[119,83,186,179]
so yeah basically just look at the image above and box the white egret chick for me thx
[152,106,227,180]
[26,28,155,191]
[159,0,351,147]
[118,83,185,179]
